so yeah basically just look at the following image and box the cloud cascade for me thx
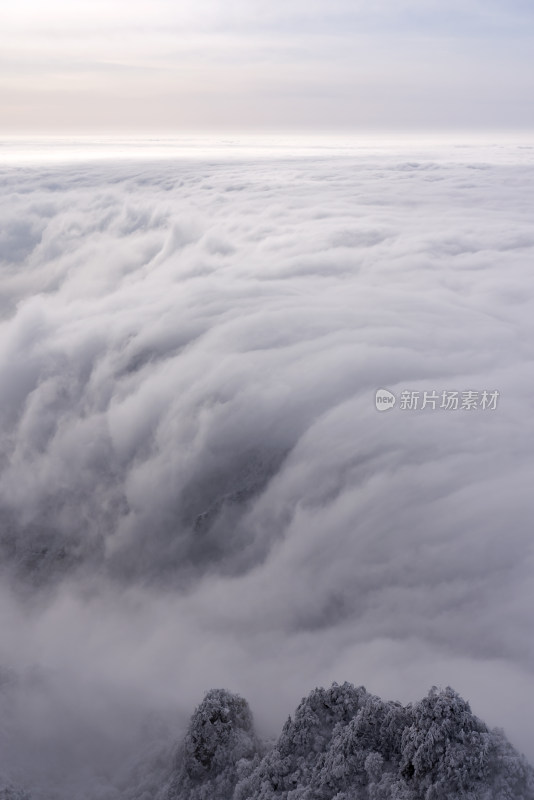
[0,143,533,797]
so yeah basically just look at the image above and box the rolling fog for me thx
[0,139,533,798]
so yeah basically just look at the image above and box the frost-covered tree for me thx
[161,688,262,800]
[234,682,367,800]
[400,686,534,799]
[163,683,534,800]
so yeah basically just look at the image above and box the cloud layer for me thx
[0,140,533,797]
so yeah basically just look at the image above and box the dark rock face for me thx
[163,684,534,800]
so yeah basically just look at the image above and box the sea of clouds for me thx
[0,138,533,798]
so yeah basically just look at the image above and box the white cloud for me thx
[0,139,533,797]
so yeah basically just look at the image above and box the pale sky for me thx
[1,0,534,133]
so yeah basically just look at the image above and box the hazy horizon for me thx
[1,130,534,166]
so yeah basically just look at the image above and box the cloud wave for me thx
[0,143,533,797]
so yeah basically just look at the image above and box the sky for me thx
[1,0,534,133]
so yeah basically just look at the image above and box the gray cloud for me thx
[0,141,533,797]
